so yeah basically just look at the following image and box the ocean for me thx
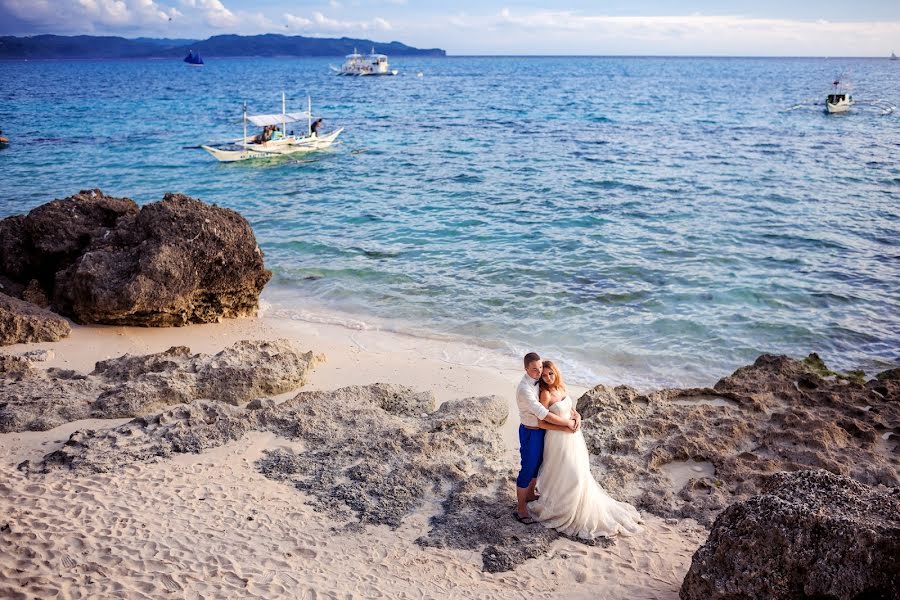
[1,56,898,387]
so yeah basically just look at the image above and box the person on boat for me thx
[310,118,324,137]
[252,125,271,144]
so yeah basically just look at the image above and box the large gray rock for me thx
[0,339,318,432]
[0,292,71,345]
[0,189,271,326]
[576,354,900,526]
[680,470,900,600]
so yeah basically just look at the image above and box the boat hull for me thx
[826,101,851,114]
[337,71,398,76]
[202,128,343,162]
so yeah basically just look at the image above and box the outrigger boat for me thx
[331,48,398,76]
[825,78,853,114]
[201,93,343,163]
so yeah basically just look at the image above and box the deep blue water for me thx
[1,56,898,387]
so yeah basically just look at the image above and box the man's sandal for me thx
[513,512,537,525]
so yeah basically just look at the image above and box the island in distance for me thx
[0,33,446,59]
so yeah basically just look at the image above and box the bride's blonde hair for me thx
[539,360,566,394]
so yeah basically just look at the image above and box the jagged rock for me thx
[21,279,49,308]
[21,349,53,362]
[0,339,317,431]
[0,354,33,378]
[0,189,271,326]
[35,401,251,474]
[680,470,900,600]
[576,354,900,526]
[0,190,137,288]
[0,292,71,345]
[246,398,275,410]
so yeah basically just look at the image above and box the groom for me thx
[514,351,579,524]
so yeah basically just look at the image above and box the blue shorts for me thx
[516,425,545,488]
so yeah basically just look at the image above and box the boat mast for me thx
[282,91,286,137]
[308,96,312,137]
[242,101,247,149]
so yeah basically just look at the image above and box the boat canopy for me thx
[247,112,311,127]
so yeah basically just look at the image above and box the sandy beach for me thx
[0,315,707,599]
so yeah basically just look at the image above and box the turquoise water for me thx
[1,56,898,387]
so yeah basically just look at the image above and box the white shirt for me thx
[517,373,549,427]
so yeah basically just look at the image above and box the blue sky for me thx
[2,1,899,55]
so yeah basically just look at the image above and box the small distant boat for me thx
[331,48,398,76]
[200,93,343,163]
[891,51,898,61]
[184,50,204,66]
[826,78,853,114]
[0,129,8,147]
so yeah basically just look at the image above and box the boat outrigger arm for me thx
[201,93,343,162]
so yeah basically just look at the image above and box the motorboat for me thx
[331,48,398,76]
[201,93,343,163]
[184,50,204,66]
[825,79,853,114]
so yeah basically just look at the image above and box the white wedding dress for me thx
[527,396,643,539]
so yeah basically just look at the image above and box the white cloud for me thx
[284,12,312,29]
[180,0,236,28]
[282,10,391,34]
[2,0,176,31]
[435,9,900,55]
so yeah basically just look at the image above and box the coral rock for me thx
[680,470,900,600]
[0,189,271,326]
[0,292,70,346]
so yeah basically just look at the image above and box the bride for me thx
[527,360,643,539]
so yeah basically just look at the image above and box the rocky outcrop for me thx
[0,339,317,432]
[26,382,562,572]
[36,401,253,473]
[0,189,271,326]
[576,354,899,526]
[0,292,71,345]
[19,353,900,574]
[680,470,900,600]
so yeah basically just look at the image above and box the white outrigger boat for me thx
[201,93,343,162]
[825,78,853,114]
[331,48,398,76]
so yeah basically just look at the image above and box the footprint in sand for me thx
[160,573,182,592]
[294,547,317,559]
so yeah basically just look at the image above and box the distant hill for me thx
[0,34,446,59]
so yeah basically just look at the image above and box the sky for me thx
[1,0,899,56]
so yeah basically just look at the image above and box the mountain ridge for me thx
[0,33,446,59]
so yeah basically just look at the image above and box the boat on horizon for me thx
[331,48,398,76]
[891,51,898,61]
[184,50,204,66]
[200,93,343,162]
